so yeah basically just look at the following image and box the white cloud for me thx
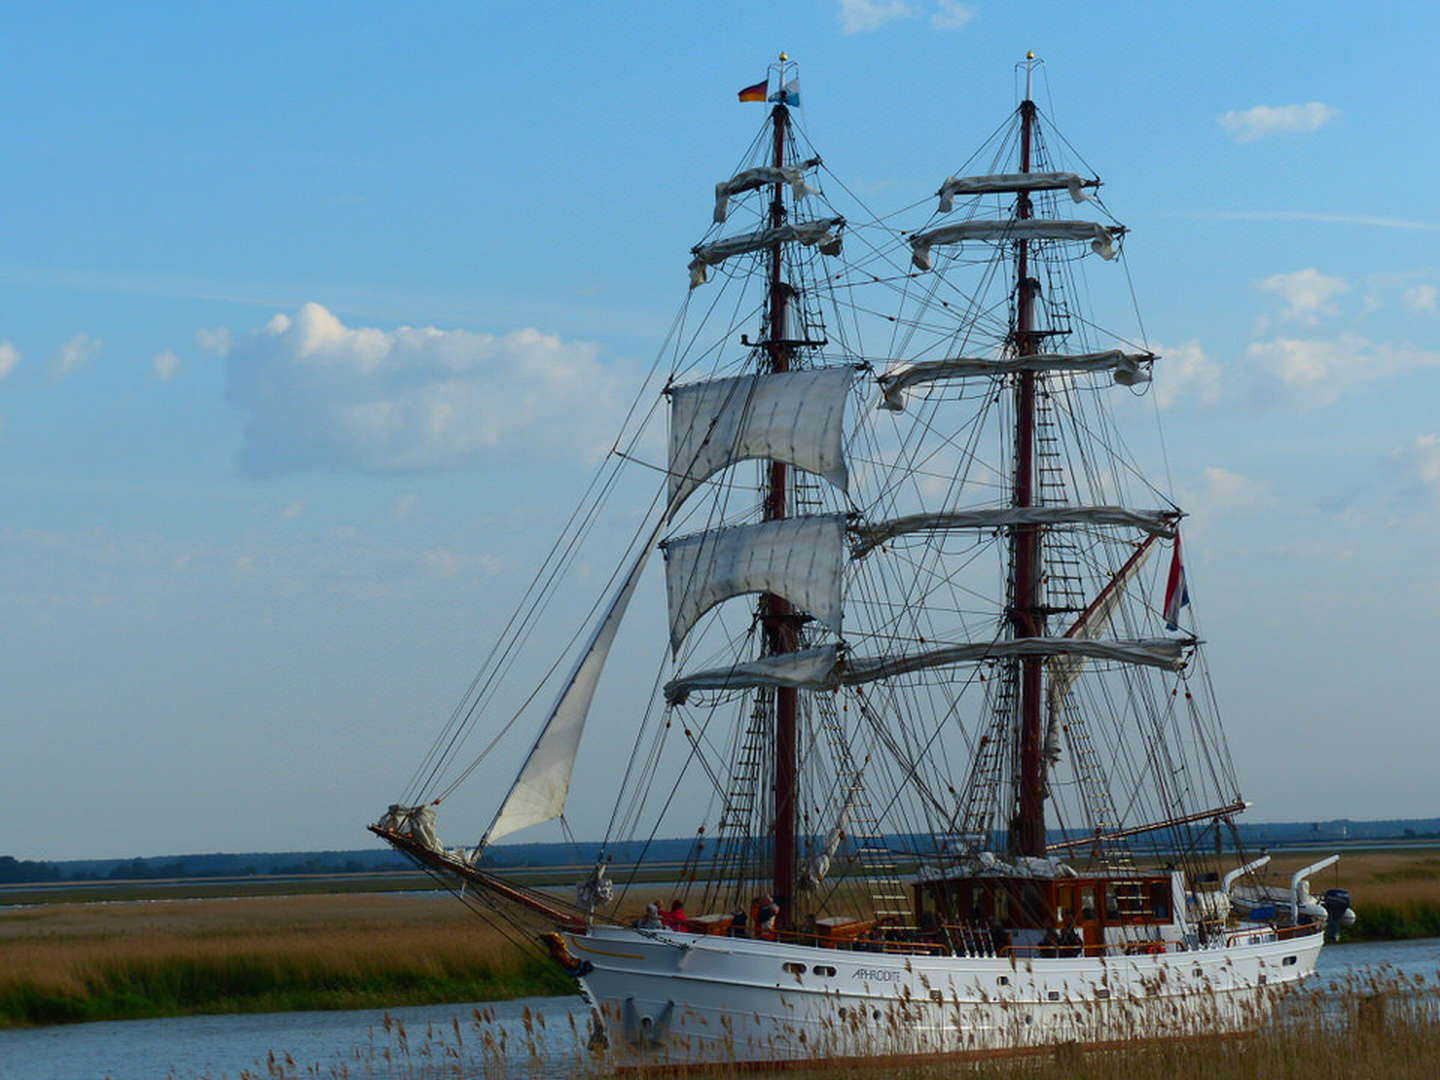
[422,548,499,578]
[152,349,181,381]
[222,302,623,476]
[0,341,18,379]
[1246,334,1440,407]
[837,0,918,33]
[53,333,102,378]
[1218,102,1339,143]
[1403,284,1438,313]
[1255,268,1347,323]
[1153,340,1223,408]
[1399,434,1440,496]
[1191,466,1272,511]
[931,1,977,29]
[196,327,234,354]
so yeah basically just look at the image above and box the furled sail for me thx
[910,219,1121,270]
[665,637,1190,705]
[482,511,668,846]
[690,217,845,287]
[668,367,851,509]
[877,350,1152,410]
[663,515,846,654]
[851,506,1177,557]
[664,646,840,705]
[714,157,821,223]
[1044,536,1161,768]
[937,171,1093,212]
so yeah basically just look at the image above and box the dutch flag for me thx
[1163,532,1190,631]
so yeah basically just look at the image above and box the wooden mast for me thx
[1010,53,1047,858]
[762,59,798,925]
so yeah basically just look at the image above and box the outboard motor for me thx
[1321,888,1352,943]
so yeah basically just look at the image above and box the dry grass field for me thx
[3,848,1438,1032]
[0,892,570,1028]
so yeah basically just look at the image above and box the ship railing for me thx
[1225,919,1323,947]
[776,929,948,956]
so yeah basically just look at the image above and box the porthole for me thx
[1046,991,1060,1001]
[813,965,837,977]
[1095,988,1110,999]
[783,962,806,975]
[930,989,944,1003]
[1282,956,1297,967]
[997,976,1009,986]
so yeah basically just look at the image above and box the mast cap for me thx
[779,51,788,61]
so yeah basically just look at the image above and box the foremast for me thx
[1010,53,1045,858]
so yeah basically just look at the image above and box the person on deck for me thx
[637,902,662,929]
[988,918,1012,957]
[1058,920,1083,958]
[1038,924,1060,957]
[730,907,749,938]
[755,894,779,940]
[661,899,687,930]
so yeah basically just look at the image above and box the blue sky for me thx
[4,1,1440,859]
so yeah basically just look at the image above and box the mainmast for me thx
[1010,53,1046,858]
[761,56,798,924]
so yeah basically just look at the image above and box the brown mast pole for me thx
[761,77,798,924]
[1011,56,1047,858]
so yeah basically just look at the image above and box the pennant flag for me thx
[737,78,768,103]
[768,79,801,107]
[1162,532,1190,631]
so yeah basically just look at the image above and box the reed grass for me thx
[186,968,1440,1080]
[0,893,571,1028]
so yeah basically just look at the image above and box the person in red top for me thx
[661,898,687,930]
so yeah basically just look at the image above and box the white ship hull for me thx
[571,925,1323,1068]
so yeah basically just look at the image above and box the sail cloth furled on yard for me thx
[690,217,844,287]
[664,637,1191,705]
[909,219,1121,270]
[662,515,847,653]
[482,510,670,846]
[937,171,1094,213]
[850,506,1177,557]
[877,350,1152,410]
[667,367,851,509]
[714,157,821,223]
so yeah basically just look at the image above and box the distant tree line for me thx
[0,856,65,884]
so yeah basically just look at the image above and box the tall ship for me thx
[371,55,1352,1067]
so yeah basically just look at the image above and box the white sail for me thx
[668,367,851,509]
[663,515,847,654]
[664,645,840,705]
[938,171,1092,212]
[1044,539,1160,767]
[690,217,844,287]
[665,637,1189,705]
[851,506,1177,556]
[910,219,1121,270]
[715,157,821,223]
[877,350,1151,410]
[842,638,1188,684]
[483,511,667,846]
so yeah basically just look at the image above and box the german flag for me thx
[737,78,768,103]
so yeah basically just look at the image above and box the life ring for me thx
[1145,941,1167,955]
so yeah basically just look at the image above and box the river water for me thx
[3,937,1437,1080]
